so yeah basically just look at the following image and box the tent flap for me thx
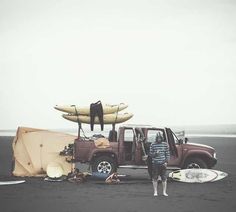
[12,127,76,177]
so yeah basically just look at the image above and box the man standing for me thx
[149,132,170,197]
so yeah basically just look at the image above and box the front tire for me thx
[184,157,208,169]
[91,156,117,175]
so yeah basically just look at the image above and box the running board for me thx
[119,165,147,169]
[118,165,180,170]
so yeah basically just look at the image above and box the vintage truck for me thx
[63,125,217,175]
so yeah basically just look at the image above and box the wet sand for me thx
[0,136,236,212]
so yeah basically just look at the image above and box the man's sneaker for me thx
[163,192,168,197]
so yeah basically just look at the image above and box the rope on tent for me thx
[40,143,44,173]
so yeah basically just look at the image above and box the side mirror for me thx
[185,137,188,143]
[178,139,183,144]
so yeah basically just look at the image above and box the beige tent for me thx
[12,127,76,177]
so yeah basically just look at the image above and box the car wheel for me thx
[184,157,208,169]
[92,156,117,175]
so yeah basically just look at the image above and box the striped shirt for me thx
[149,142,170,165]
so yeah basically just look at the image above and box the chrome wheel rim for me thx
[97,161,112,174]
[187,163,201,169]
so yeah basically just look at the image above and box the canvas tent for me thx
[12,127,76,177]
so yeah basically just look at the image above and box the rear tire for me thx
[184,157,208,169]
[91,156,117,175]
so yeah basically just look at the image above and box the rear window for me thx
[124,129,134,142]
[146,129,166,143]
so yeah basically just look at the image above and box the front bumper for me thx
[209,157,217,168]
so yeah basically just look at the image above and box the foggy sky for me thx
[0,0,236,130]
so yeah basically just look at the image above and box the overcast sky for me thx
[0,0,236,130]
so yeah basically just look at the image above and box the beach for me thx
[0,135,236,212]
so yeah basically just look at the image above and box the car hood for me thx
[187,142,214,150]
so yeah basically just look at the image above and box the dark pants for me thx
[90,101,104,131]
[147,155,153,179]
[152,163,167,181]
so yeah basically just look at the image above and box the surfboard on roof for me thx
[62,113,133,124]
[54,103,128,115]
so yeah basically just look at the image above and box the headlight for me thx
[213,152,217,159]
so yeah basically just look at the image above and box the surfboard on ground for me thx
[0,180,25,185]
[169,168,228,183]
[54,103,128,115]
[46,162,64,179]
[44,176,67,182]
[210,170,228,182]
[62,113,133,124]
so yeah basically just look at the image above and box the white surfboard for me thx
[54,103,128,115]
[169,169,228,183]
[0,180,25,185]
[46,162,64,178]
[210,170,228,182]
[62,113,133,124]
[44,176,67,182]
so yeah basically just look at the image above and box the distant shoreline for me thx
[1,132,236,138]
[1,124,236,137]
[186,134,236,138]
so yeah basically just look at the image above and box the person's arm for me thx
[165,143,170,163]
[149,143,155,158]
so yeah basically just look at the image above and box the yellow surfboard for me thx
[54,103,128,115]
[62,113,133,124]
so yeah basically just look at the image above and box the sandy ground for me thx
[0,136,236,212]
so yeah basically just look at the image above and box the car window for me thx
[124,129,134,142]
[146,129,166,143]
[172,132,179,144]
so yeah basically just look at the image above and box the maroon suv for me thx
[72,125,217,174]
